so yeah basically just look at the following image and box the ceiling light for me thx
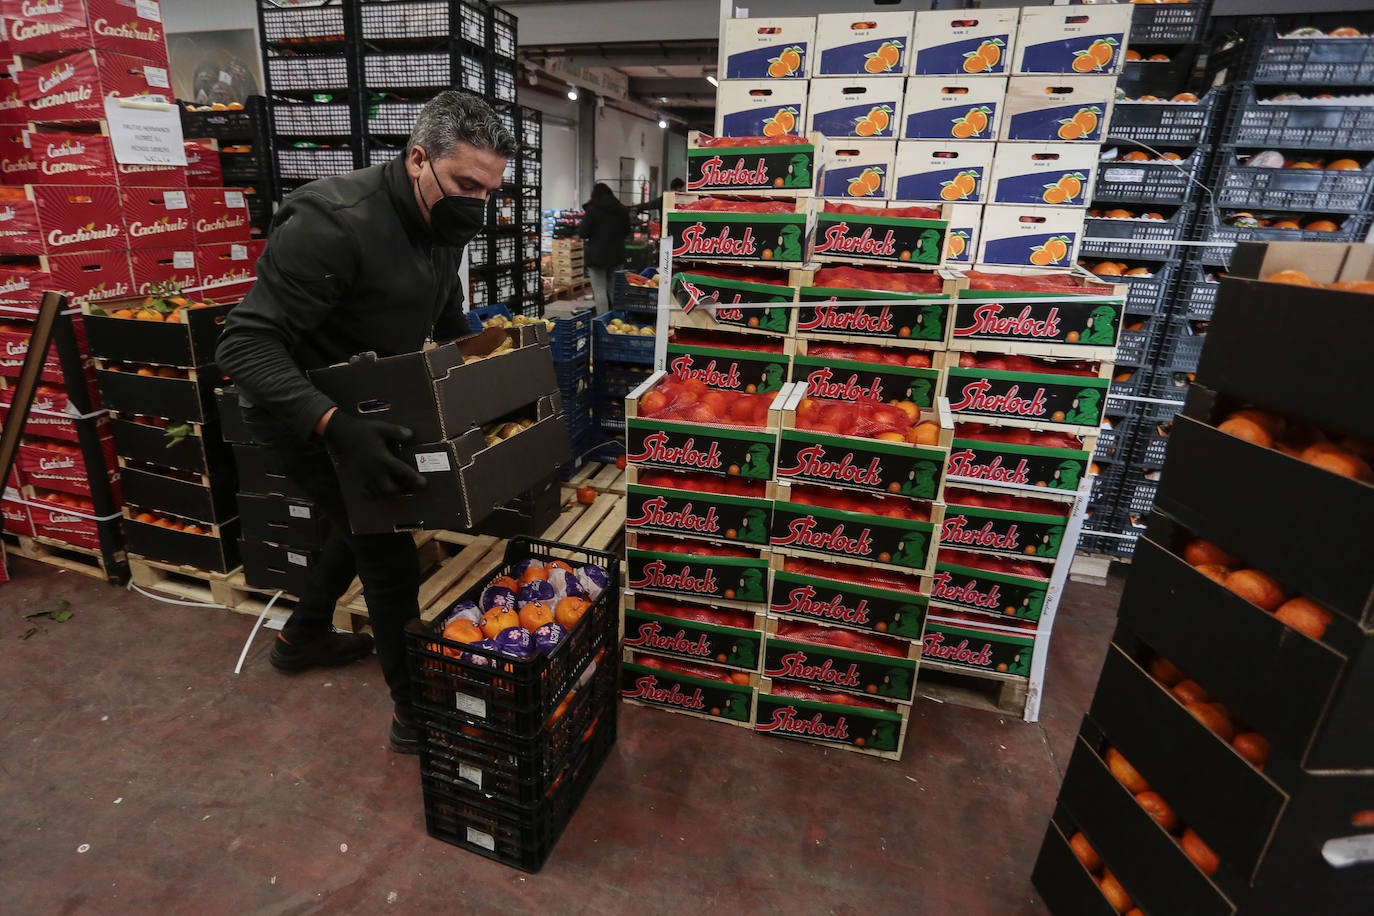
[706,75,718,87]
[567,86,578,100]
[658,117,668,129]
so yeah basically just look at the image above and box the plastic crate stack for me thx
[181,97,275,239]
[591,292,654,436]
[405,536,620,871]
[515,105,543,317]
[257,0,363,198]
[1076,12,1217,560]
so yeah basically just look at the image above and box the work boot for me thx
[269,630,374,672]
[389,705,421,755]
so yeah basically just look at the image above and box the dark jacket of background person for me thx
[578,186,631,267]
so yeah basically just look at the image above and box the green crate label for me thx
[952,296,1122,348]
[686,145,815,193]
[812,213,947,267]
[946,368,1108,427]
[763,637,916,702]
[941,505,1067,559]
[672,272,791,334]
[627,550,769,603]
[666,343,789,395]
[626,485,772,545]
[932,561,1047,620]
[770,570,927,639]
[796,287,948,342]
[922,622,1033,677]
[755,692,902,752]
[667,212,807,263]
[770,501,934,570]
[620,662,753,722]
[776,430,944,500]
[623,608,761,670]
[948,438,1090,492]
[626,419,775,479]
[791,354,938,408]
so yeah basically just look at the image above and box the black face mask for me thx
[416,158,486,248]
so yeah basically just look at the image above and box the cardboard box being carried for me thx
[721,17,815,80]
[713,79,808,141]
[812,11,913,78]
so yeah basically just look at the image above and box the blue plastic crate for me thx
[594,362,653,400]
[593,312,655,365]
[466,303,512,334]
[613,270,659,314]
[555,355,592,399]
[549,309,593,362]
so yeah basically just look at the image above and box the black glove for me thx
[323,412,427,499]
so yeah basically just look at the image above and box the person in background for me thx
[634,176,684,216]
[578,182,631,314]
[216,92,517,755]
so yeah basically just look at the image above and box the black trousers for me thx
[244,406,420,708]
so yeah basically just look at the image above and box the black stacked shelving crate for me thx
[181,97,276,239]
[1034,239,1374,916]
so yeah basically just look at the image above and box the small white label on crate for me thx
[143,66,170,89]
[136,0,162,23]
[224,191,246,209]
[163,190,187,210]
[287,552,307,567]
[172,250,195,269]
[465,828,496,852]
[288,505,311,519]
[416,452,451,473]
[230,244,248,261]
[458,763,483,789]
[1102,167,1145,184]
[454,691,486,719]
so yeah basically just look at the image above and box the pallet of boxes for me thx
[1033,244,1374,914]
[549,238,586,299]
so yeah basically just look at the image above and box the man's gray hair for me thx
[408,91,519,161]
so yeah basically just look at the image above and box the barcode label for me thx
[136,0,162,23]
[172,250,195,269]
[143,67,170,89]
[287,552,308,567]
[454,692,486,718]
[163,190,187,210]
[225,191,246,209]
[288,505,311,519]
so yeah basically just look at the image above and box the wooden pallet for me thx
[566,461,627,496]
[3,532,126,583]
[917,659,1030,716]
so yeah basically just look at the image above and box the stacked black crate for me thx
[181,97,276,239]
[517,106,544,318]
[1076,1,1216,561]
[257,0,364,200]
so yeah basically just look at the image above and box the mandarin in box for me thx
[1104,747,1150,794]
[1224,568,1285,611]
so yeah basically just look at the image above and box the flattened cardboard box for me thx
[310,325,556,443]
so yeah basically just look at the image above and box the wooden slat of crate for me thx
[917,659,1029,715]
[3,533,123,582]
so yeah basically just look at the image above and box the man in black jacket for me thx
[216,92,517,754]
[578,183,631,314]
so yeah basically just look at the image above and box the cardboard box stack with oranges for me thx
[1033,240,1374,916]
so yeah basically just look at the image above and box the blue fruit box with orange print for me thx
[900,77,1007,142]
[1011,5,1132,76]
[813,11,913,77]
[810,199,951,269]
[722,17,815,79]
[818,139,894,199]
[1001,76,1116,143]
[977,203,1084,270]
[910,7,1019,76]
[987,143,1100,209]
[686,130,823,198]
[806,78,905,140]
[714,80,809,139]
[892,140,994,205]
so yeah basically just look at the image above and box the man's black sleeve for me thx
[215,194,360,440]
[432,263,468,342]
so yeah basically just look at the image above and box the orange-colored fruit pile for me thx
[954,422,1084,451]
[1215,406,1374,481]
[768,680,897,709]
[695,135,805,148]
[806,343,932,368]
[793,394,939,444]
[636,375,776,428]
[634,595,756,630]
[774,619,907,658]
[964,269,1107,293]
[630,651,752,684]
[1080,260,1156,278]
[1145,652,1273,770]
[1182,535,1337,641]
[1263,269,1374,294]
[811,265,943,293]
[944,486,1070,518]
[632,534,756,558]
[1098,744,1223,883]
[823,201,941,220]
[938,548,1048,580]
[675,195,798,213]
[782,555,924,595]
[634,469,767,498]
[668,328,785,353]
[956,352,1099,378]
[787,482,931,522]
[129,507,207,535]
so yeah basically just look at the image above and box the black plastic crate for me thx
[420,655,615,809]
[1155,317,1208,374]
[272,98,355,137]
[405,536,620,738]
[520,106,542,149]
[275,147,360,182]
[266,53,352,92]
[1114,261,1175,316]
[1129,0,1211,43]
[555,355,591,401]
[492,232,518,265]
[1081,206,1191,261]
[1121,466,1160,516]
[1089,461,1125,512]
[421,707,615,873]
[181,98,266,141]
[522,226,540,262]
[1106,365,1150,403]
[1107,92,1218,147]
[521,196,541,224]
[492,64,517,106]
[490,5,517,61]
[612,271,658,313]
[359,0,458,44]
[520,151,542,188]
[468,233,492,270]
[1093,154,1203,206]
[1243,25,1374,86]
[1077,521,1139,560]
[1174,258,1220,320]
[1193,210,1370,267]
[1220,83,1374,150]
[363,97,431,137]
[260,2,348,47]
[595,362,653,399]
[1114,46,1200,99]
[1214,150,1374,213]
[596,395,625,433]
[1132,398,1185,469]
[1095,409,1136,463]
[362,49,489,96]
[1112,314,1163,368]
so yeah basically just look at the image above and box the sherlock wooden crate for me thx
[685,130,824,197]
[621,590,766,674]
[755,678,911,760]
[788,337,949,410]
[761,617,922,704]
[930,548,1052,623]
[768,479,942,577]
[668,269,795,338]
[623,531,771,611]
[664,192,813,271]
[767,552,930,642]
[948,427,1096,501]
[791,267,957,351]
[619,648,757,727]
[624,471,773,551]
[921,612,1037,680]
[943,359,1113,437]
[664,336,795,398]
[941,487,1072,564]
[810,200,951,269]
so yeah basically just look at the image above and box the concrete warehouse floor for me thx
[0,556,1123,915]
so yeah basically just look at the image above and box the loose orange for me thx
[1122,151,1151,162]
[1172,92,1199,103]
[555,596,591,628]
[1105,746,1150,793]
[1124,49,1142,61]
[1232,731,1271,768]
[1136,790,1181,832]
[1226,408,1286,439]
[1263,269,1318,287]
[1148,53,1171,61]
[1186,700,1236,742]
[1172,678,1211,704]
[1218,416,1272,448]
[1148,656,1186,686]
[1274,597,1333,640]
[1327,158,1361,170]
[1194,562,1231,584]
[1105,208,1134,218]
[1181,829,1220,876]
[1224,568,1285,611]
[1269,219,1302,229]
[1069,832,1102,873]
[1305,219,1340,231]
[1330,27,1364,37]
[1100,871,1134,914]
[1183,538,1240,568]
[1330,280,1374,294]
[518,602,554,632]
[1300,443,1372,480]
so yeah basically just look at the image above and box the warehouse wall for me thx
[162,0,259,42]
[593,105,665,206]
